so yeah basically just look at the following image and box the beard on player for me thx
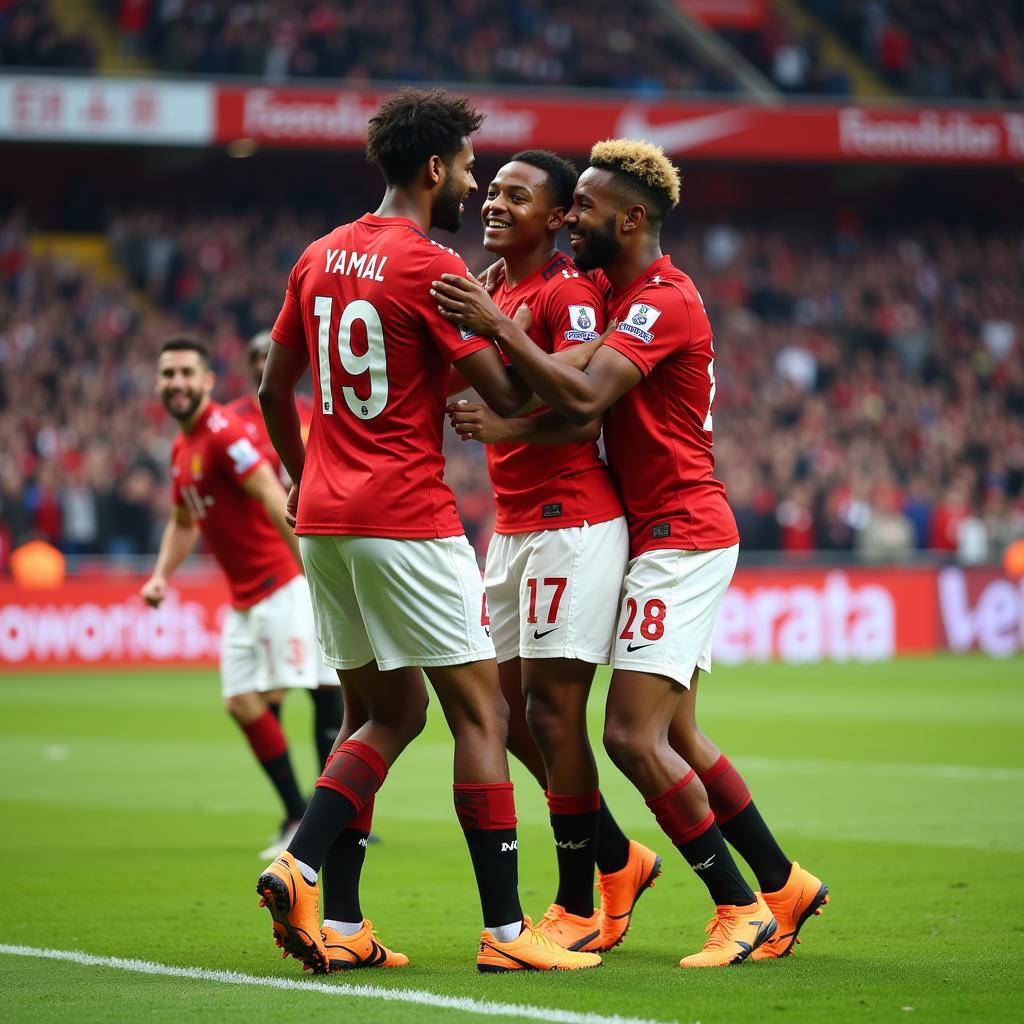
[571,213,621,272]
[161,385,204,423]
[433,174,467,233]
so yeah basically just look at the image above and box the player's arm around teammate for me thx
[436,142,829,969]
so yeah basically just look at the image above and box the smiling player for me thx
[255,89,601,974]
[433,140,829,968]
[448,149,660,953]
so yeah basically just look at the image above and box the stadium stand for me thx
[0,0,98,70]
[2,206,1021,566]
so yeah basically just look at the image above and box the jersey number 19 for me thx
[313,296,389,420]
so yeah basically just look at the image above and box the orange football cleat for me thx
[534,904,603,952]
[596,840,662,950]
[321,921,410,970]
[750,862,829,960]
[679,895,776,968]
[256,852,328,974]
[477,916,603,972]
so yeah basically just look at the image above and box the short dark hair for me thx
[366,87,484,186]
[508,149,578,210]
[159,335,210,366]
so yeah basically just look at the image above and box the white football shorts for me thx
[220,574,338,698]
[484,517,628,664]
[300,534,495,671]
[610,544,739,688]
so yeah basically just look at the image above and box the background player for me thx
[254,88,601,974]
[227,330,344,774]
[142,336,331,860]
[449,149,659,953]
[432,140,829,968]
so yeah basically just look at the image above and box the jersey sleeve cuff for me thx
[603,336,652,377]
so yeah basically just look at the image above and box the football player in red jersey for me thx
[433,140,828,968]
[142,336,331,860]
[448,149,660,953]
[227,331,344,776]
[254,88,601,974]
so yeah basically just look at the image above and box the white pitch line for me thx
[0,945,683,1024]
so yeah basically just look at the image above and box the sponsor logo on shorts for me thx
[652,523,671,539]
[618,303,663,343]
[625,640,655,652]
[533,627,559,640]
[542,503,563,518]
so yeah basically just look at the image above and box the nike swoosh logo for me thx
[533,627,559,639]
[615,108,749,153]
[625,641,655,652]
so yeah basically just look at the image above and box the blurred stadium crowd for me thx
[2,0,1022,101]
[2,206,1021,566]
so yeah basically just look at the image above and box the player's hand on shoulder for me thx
[477,259,506,295]
[431,273,506,336]
[513,303,533,333]
[446,401,509,445]
[285,483,300,530]
[140,576,167,608]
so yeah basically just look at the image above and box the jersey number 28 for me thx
[313,296,389,420]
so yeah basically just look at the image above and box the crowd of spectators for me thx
[807,0,1024,101]
[99,0,739,94]
[1,204,1022,570]
[0,0,97,70]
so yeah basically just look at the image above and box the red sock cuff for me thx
[677,809,715,844]
[545,790,601,815]
[645,770,696,814]
[646,772,715,846]
[453,781,517,830]
[698,755,752,824]
[348,795,374,833]
[315,739,388,810]
[242,710,287,762]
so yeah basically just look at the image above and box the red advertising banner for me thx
[677,0,767,29]
[1,566,1020,670]
[2,76,1023,166]
[214,87,1024,165]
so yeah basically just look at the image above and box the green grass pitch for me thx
[1,655,1022,1023]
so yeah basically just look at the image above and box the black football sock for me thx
[595,793,631,874]
[322,829,368,922]
[547,791,599,916]
[698,756,791,894]
[240,711,305,820]
[310,686,344,768]
[719,804,792,894]
[454,782,523,929]
[288,740,387,872]
[676,821,755,907]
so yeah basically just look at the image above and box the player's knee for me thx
[224,692,261,724]
[397,687,430,742]
[524,692,569,755]
[602,715,646,774]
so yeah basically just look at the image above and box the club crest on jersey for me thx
[459,323,477,341]
[565,304,599,342]
[191,453,203,480]
[619,303,663,343]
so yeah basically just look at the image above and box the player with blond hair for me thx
[433,139,829,968]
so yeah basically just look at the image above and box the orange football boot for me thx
[256,852,328,974]
[534,904,603,952]
[679,895,776,968]
[751,862,829,960]
[477,916,603,972]
[596,840,662,950]
[321,921,410,970]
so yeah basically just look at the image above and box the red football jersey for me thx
[226,391,313,485]
[488,252,622,533]
[598,256,739,556]
[170,402,301,609]
[272,215,492,537]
